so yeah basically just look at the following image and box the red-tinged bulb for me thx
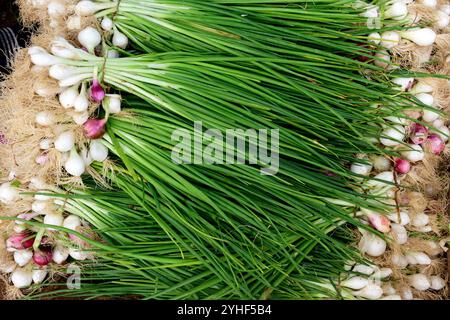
[68,233,87,247]
[368,213,391,233]
[33,247,53,266]
[69,227,94,247]
[426,134,445,155]
[90,78,105,103]
[83,118,107,139]
[35,153,48,165]
[394,158,411,174]
[0,132,7,144]
[410,123,428,144]
[6,232,35,250]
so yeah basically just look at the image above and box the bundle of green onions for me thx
[12,0,434,300]
[20,172,365,299]
[75,0,377,59]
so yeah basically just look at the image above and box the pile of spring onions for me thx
[0,0,448,299]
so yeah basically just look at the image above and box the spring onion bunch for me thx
[23,27,430,298]
[73,0,378,59]
[31,40,415,169]
[19,1,447,300]
[21,99,394,298]
[21,182,364,299]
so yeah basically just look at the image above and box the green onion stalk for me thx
[78,0,381,60]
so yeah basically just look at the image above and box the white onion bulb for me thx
[44,212,64,229]
[64,149,86,176]
[67,15,82,30]
[353,284,383,300]
[14,250,33,267]
[374,50,390,69]
[342,277,369,290]
[416,225,432,233]
[380,31,400,49]
[367,171,394,189]
[73,111,89,125]
[69,248,88,261]
[112,29,128,49]
[34,83,55,97]
[49,64,79,81]
[63,215,81,230]
[387,211,410,225]
[54,131,75,152]
[29,177,48,190]
[391,253,408,269]
[59,85,79,109]
[399,28,437,47]
[31,0,48,7]
[409,274,430,291]
[440,5,450,15]
[77,27,101,53]
[359,232,386,257]
[415,93,434,106]
[422,107,440,123]
[0,182,20,204]
[107,49,120,58]
[385,2,408,20]
[11,268,33,288]
[35,111,55,126]
[429,276,445,290]
[434,126,449,142]
[75,0,112,16]
[30,52,60,66]
[104,94,122,114]
[89,140,109,162]
[101,17,114,31]
[74,85,89,112]
[53,245,69,264]
[39,138,53,150]
[382,283,397,296]
[47,1,66,18]
[411,212,429,227]
[392,77,414,91]
[401,288,413,300]
[433,119,444,128]
[405,251,431,265]
[32,269,48,284]
[400,144,424,162]
[434,10,449,29]
[350,161,372,175]
[368,32,381,45]
[352,264,375,276]
[372,156,391,171]
[411,82,433,94]
[31,200,47,213]
[361,5,379,18]
[380,125,405,146]
[372,268,392,279]
[390,223,408,245]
